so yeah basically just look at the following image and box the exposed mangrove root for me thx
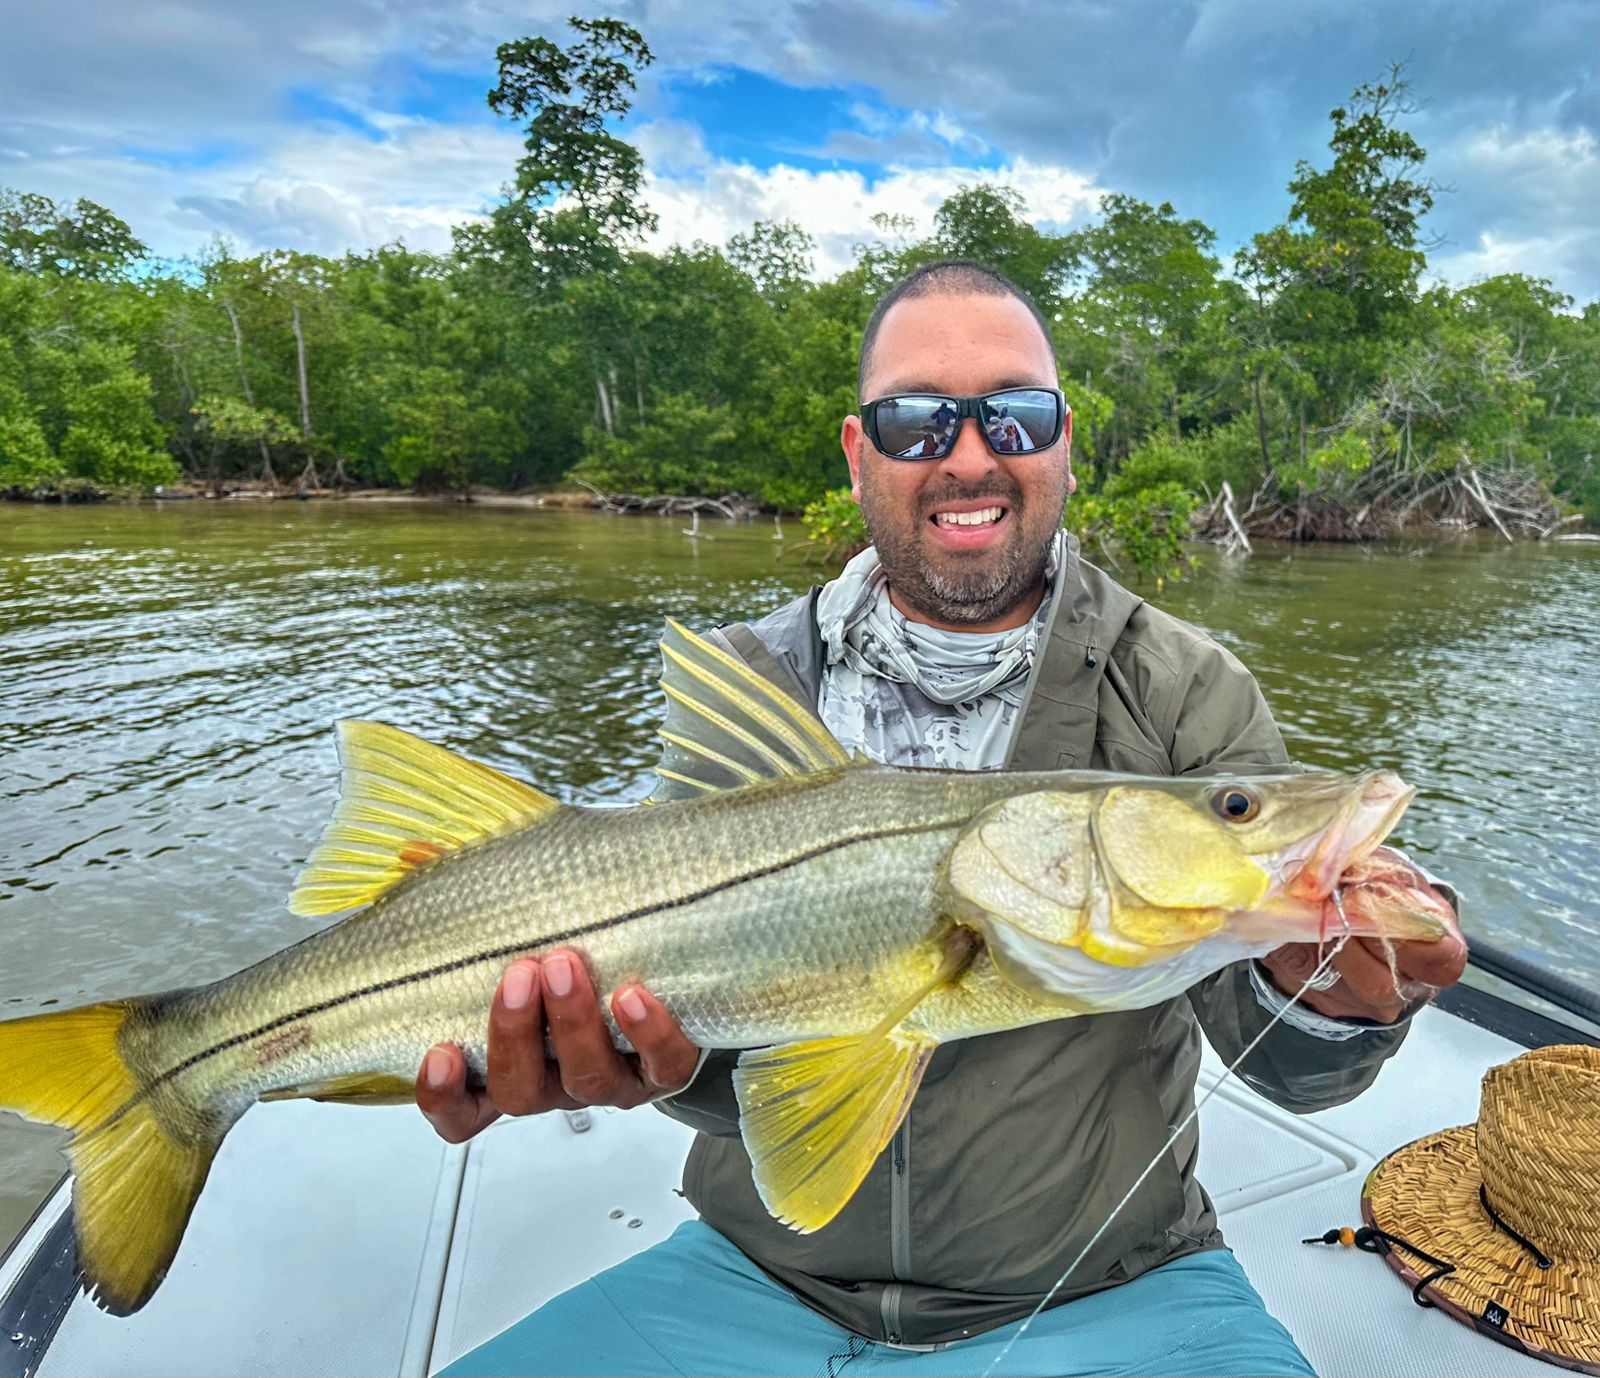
[574,481,761,521]
[1192,461,1572,548]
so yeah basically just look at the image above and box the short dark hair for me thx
[857,259,1056,402]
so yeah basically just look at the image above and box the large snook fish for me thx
[0,622,1445,1315]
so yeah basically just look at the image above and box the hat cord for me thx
[1478,1185,1554,1269]
[1305,1184,1553,1309]
[1303,1225,1457,1306]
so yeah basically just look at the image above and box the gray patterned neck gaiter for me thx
[815,533,1062,770]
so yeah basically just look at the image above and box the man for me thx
[423,260,1467,1376]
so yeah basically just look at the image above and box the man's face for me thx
[841,292,1075,632]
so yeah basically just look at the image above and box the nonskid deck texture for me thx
[2,1005,1559,1378]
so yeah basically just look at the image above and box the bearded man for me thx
[422,260,1466,1377]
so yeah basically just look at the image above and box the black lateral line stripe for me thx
[145,816,957,1094]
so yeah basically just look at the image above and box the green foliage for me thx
[1067,483,1197,588]
[800,486,868,561]
[0,53,1591,541]
[1103,432,1203,498]
[576,394,742,495]
[487,18,656,277]
[1072,432,1202,584]
[0,190,147,280]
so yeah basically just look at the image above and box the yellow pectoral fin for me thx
[259,1070,417,1106]
[733,928,978,1233]
[290,721,561,917]
[734,1029,936,1234]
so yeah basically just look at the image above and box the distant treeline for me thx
[2,22,1596,544]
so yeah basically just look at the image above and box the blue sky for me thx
[1,0,1594,301]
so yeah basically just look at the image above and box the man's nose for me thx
[938,418,999,481]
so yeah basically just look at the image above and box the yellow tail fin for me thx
[0,1002,221,1315]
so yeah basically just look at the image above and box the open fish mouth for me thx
[1279,770,1417,903]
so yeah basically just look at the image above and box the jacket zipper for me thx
[882,1119,912,1343]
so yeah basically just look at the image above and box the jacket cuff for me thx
[652,1046,712,1102]
[1246,960,1410,1041]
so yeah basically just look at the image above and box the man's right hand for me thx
[414,949,702,1144]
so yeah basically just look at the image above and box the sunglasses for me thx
[860,387,1069,461]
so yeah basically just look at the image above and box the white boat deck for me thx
[3,1006,1562,1377]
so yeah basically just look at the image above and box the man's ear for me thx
[841,414,865,501]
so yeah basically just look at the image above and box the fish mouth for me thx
[1280,770,1416,903]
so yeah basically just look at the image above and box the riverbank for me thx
[1,480,622,510]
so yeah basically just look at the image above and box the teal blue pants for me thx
[438,1220,1315,1377]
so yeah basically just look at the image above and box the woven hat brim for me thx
[1362,1125,1600,1375]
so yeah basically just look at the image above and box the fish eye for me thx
[1211,787,1260,822]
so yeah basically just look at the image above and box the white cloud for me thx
[11,119,522,260]
[0,0,1591,303]
[1426,123,1599,300]
[642,156,1105,277]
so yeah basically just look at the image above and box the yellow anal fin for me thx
[649,619,853,803]
[260,1070,416,1106]
[732,929,978,1233]
[290,721,561,917]
[734,1029,936,1234]
[0,1001,224,1316]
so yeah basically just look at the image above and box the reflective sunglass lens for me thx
[981,390,1060,453]
[872,397,956,459]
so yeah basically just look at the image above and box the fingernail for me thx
[617,987,647,1023]
[544,953,573,998]
[424,1049,451,1089]
[502,962,534,1010]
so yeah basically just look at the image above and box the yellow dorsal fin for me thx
[732,929,979,1232]
[650,619,852,802]
[288,721,559,917]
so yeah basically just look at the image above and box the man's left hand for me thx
[1260,847,1468,1023]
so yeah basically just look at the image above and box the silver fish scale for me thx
[131,766,1046,1114]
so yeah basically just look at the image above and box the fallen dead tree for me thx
[1192,460,1572,548]
[574,482,762,521]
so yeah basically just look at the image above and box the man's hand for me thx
[1260,847,1468,1024]
[414,949,702,1144]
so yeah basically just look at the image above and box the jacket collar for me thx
[1004,533,1144,770]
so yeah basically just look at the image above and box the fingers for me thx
[416,953,704,1140]
[542,951,654,1109]
[486,959,576,1116]
[1328,940,1412,1022]
[416,1042,502,1145]
[1259,941,1409,1023]
[613,985,701,1095]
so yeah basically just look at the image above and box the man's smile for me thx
[927,500,1011,549]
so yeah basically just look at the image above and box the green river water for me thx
[2,500,1597,1254]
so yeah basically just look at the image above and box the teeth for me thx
[936,507,1003,527]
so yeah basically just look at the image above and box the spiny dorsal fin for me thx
[289,722,559,917]
[650,619,851,802]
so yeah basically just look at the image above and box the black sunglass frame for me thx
[860,387,1068,461]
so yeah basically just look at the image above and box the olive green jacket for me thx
[656,534,1410,1346]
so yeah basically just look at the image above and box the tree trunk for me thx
[223,299,276,487]
[595,374,614,434]
[1252,372,1271,475]
[224,301,255,405]
[291,302,312,440]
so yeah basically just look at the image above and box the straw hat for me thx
[1360,1044,1600,1375]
